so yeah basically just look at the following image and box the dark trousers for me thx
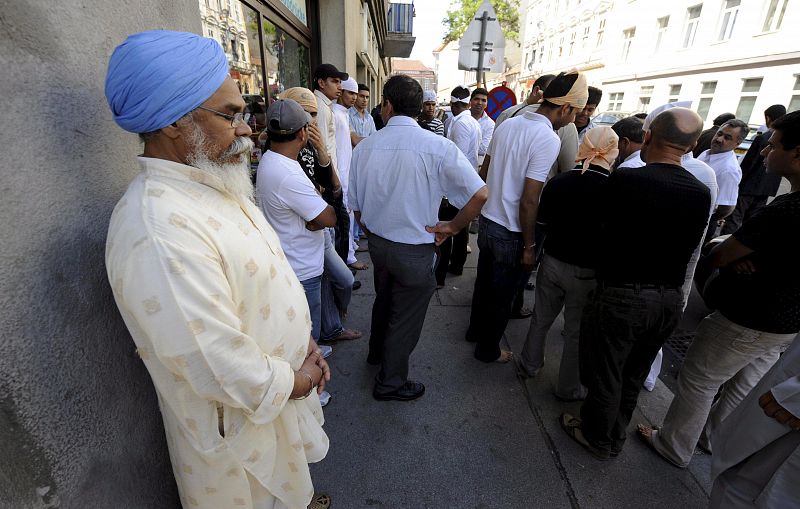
[368,234,436,393]
[720,195,769,235]
[434,199,468,285]
[466,216,529,362]
[579,284,683,453]
[332,193,350,263]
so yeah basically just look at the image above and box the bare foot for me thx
[494,350,514,363]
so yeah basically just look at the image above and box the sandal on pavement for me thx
[636,424,686,468]
[560,413,613,461]
[494,350,514,363]
[349,261,369,270]
[325,328,363,342]
[510,307,534,319]
[308,493,331,509]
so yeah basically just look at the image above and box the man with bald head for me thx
[104,31,330,509]
[560,107,711,461]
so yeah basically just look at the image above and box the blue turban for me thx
[105,30,229,133]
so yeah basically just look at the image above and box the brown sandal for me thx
[308,493,331,509]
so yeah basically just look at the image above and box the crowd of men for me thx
[102,29,799,509]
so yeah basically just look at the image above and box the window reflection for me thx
[262,17,310,97]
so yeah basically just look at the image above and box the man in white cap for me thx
[334,77,366,271]
[104,30,330,509]
[418,90,445,136]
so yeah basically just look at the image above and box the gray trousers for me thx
[368,234,436,394]
[520,253,596,400]
[653,312,795,466]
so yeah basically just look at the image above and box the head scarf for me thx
[105,30,229,133]
[423,90,437,103]
[280,87,318,113]
[576,126,619,171]
[544,71,589,110]
[642,100,692,130]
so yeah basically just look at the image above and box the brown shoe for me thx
[308,493,331,509]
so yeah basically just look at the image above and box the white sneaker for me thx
[319,344,333,359]
[318,390,331,407]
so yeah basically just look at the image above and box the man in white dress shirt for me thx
[611,116,645,169]
[350,75,488,401]
[104,30,330,509]
[698,119,749,240]
[466,71,588,364]
[448,86,481,169]
[470,87,494,166]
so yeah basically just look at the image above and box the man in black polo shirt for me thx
[518,126,619,402]
[560,107,711,460]
[639,110,800,468]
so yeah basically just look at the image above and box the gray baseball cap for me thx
[266,99,310,134]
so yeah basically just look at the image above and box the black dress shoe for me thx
[373,381,425,401]
[352,280,362,290]
[366,353,381,365]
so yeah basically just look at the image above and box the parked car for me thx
[734,126,762,162]
[591,111,640,126]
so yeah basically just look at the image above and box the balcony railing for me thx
[387,2,414,34]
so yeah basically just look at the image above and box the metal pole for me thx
[476,10,488,88]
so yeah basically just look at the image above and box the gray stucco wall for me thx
[0,1,201,507]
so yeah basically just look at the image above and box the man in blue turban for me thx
[104,30,331,509]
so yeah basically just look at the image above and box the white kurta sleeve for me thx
[772,376,800,417]
[121,235,295,426]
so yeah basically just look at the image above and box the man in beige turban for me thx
[518,127,618,402]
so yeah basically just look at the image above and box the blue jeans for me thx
[300,275,323,341]
[467,216,530,362]
[321,228,354,341]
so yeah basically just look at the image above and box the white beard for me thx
[185,122,255,206]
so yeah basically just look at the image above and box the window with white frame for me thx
[608,92,624,111]
[569,31,576,56]
[668,84,682,103]
[655,16,669,52]
[582,24,590,49]
[683,5,702,48]
[788,76,800,113]
[638,85,654,111]
[762,0,788,32]
[735,78,763,123]
[621,28,635,61]
[559,36,564,57]
[697,81,717,121]
[718,0,740,41]
[597,19,606,48]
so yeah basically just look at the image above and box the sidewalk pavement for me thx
[310,235,711,509]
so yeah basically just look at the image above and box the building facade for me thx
[392,58,437,91]
[517,0,799,126]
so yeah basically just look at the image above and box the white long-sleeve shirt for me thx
[447,110,481,169]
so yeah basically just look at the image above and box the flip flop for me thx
[559,413,613,461]
[636,424,686,468]
[349,261,369,270]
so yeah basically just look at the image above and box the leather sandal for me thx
[308,493,331,509]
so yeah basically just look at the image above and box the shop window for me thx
[262,17,310,97]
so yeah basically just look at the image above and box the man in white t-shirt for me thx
[612,116,646,169]
[467,71,588,364]
[697,119,748,241]
[256,99,336,350]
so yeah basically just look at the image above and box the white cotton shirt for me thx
[256,150,328,281]
[332,103,353,207]
[477,111,495,156]
[106,157,327,509]
[617,149,645,169]
[314,89,338,170]
[447,109,481,168]
[349,115,486,244]
[482,111,560,232]
[697,149,742,206]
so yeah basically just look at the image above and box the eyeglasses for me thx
[196,106,251,128]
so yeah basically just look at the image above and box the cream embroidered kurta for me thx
[106,157,328,509]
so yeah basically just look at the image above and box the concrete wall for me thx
[0,1,200,507]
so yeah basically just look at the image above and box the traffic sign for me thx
[486,86,517,121]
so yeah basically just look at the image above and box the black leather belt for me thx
[598,281,680,292]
